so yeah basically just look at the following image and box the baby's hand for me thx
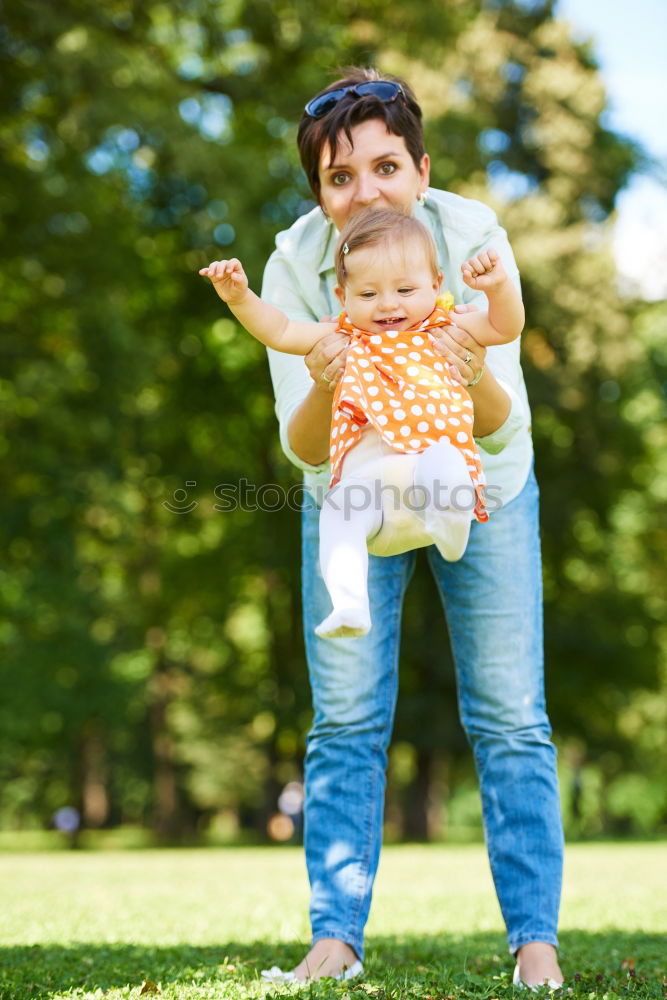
[461,248,506,291]
[199,258,248,304]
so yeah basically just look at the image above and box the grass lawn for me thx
[0,842,664,999]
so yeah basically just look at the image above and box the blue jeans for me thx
[301,467,563,961]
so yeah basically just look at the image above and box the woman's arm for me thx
[429,311,511,437]
[285,330,349,464]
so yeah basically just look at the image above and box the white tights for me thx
[315,437,474,639]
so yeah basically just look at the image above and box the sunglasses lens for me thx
[356,82,401,101]
[304,81,403,118]
[305,89,347,118]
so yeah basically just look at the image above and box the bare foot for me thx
[516,942,563,987]
[291,937,359,981]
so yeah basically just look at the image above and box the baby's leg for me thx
[315,477,382,639]
[414,440,474,561]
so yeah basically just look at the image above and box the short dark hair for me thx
[335,207,439,288]
[297,68,425,205]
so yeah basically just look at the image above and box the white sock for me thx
[316,478,382,639]
[413,440,473,562]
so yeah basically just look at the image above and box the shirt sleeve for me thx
[474,377,525,455]
[261,249,330,475]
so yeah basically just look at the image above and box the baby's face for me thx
[337,238,441,334]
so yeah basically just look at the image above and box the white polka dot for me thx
[393,408,406,420]
[381,347,394,354]
[371,400,383,411]
[449,417,460,426]
[396,342,408,349]
[363,371,374,382]
[426,403,436,414]
[409,439,421,448]
[377,413,388,425]
[400,426,411,437]
[457,431,468,443]
[369,335,382,345]
[411,336,424,345]
[340,422,348,433]
[409,352,422,361]
[358,358,370,368]
[406,366,420,377]
[435,419,445,430]
[433,361,444,372]
[332,426,338,438]
[343,375,355,383]
[370,356,382,362]
[429,390,440,398]
[367,385,379,396]
[330,446,336,456]
[387,329,398,338]
[352,385,361,394]
[403,389,415,400]
[418,378,430,386]
[385,430,395,440]
[389,398,400,408]
[417,421,429,432]
[351,423,359,431]
[394,356,406,364]
[463,399,473,409]
[353,345,364,354]
[410,404,423,415]
[463,414,473,423]
[452,392,462,400]
[439,404,448,414]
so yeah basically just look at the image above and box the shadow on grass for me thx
[0,931,664,1000]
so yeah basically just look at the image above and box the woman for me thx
[259,69,564,987]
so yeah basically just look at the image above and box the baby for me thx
[200,208,524,638]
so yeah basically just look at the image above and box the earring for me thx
[417,191,428,207]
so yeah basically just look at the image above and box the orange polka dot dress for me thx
[330,304,488,523]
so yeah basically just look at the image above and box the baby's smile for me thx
[373,315,408,329]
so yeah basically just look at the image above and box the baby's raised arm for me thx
[453,249,525,346]
[199,258,337,355]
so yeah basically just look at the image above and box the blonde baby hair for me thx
[335,207,439,288]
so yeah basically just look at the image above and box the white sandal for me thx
[261,960,364,984]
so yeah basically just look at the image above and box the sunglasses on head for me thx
[304,81,405,119]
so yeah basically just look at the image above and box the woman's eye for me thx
[378,162,397,175]
[331,173,349,186]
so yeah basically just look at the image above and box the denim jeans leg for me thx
[301,501,415,961]
[428,468,563,953]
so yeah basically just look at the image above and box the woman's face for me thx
[318,118,429,232]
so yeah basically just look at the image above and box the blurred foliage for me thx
[0,0,665,842]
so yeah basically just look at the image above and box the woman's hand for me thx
[431,304,486,387]
[305,327,349,393]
